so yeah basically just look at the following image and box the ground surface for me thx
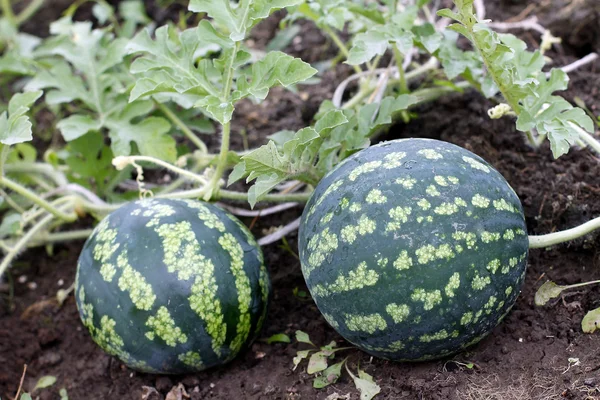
[1,1,600,399]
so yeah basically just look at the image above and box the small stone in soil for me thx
[584,378,596,386]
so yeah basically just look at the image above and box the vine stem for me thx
[202,41,241,201]
[112,155,209,185]
[0,213,55,278]
[322,25,362,74]
[161,187,312,203]
[27,229,94,247]
[203,121,231,201]
[15,0,45,26]
[0,0,15,25]
[0,176,77,222]
[529,215,600,248]
[568,122,600,157]
[155,101,208,154]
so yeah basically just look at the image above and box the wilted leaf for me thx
[582,307,600,333]
[313,359,345,388]
[346,365,381,400]
[293,349,312,370]
[307,351,329,374]
[165,383,188,400]
[535,281,564,306]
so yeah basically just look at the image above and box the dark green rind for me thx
[298,138,528,361]
[75,198,271,374]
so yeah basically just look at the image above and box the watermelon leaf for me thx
[440,0,594,158]
[0,90,43,145]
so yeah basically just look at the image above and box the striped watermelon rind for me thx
[75,198,270,374]
[298,138,528,361]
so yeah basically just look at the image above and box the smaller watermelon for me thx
[75,198,270,374]
[298,138,528,361]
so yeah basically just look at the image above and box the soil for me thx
[2,1,600,399]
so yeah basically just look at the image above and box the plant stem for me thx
[202,41,241,201]
[412,81,471,103]
[0,0,15,25]
[113,155,208,185]
[22,196,74,225]
[155,101,208,153]
[218,189,312,203]
[4,162,68,186]
[0,176,77,222]
[203,121,231,201]
[15,0,45,26]
[0,213,55,278]
[322,25,362,74]
[28,229,94,247]
[392,45,408,94]
[0,188,26,214]
[529,215,600,248]
[342,85,374,110]
[569,122,600,156]
[159,187,312,203]
[560,280,600,291]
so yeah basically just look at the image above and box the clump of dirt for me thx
[2,1,600,400]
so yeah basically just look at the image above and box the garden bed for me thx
[1,0,600,399]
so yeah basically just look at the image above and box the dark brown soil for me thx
[2,1,600,399]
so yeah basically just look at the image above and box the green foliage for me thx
[439,0,595,158]
[25,18,177,162]
[231,94,418,206]
[0,19,40,75]
[0,91,42,145]
[128,23,316,124]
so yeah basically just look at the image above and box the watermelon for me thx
[298,138,528,361]
[75,198,270,374]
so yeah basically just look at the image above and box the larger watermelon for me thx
[298,138,528,361]
[75,198,270,374]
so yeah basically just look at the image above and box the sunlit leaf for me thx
[265,333,291,344]
[534,281,564,306]
[33,375,57,391]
